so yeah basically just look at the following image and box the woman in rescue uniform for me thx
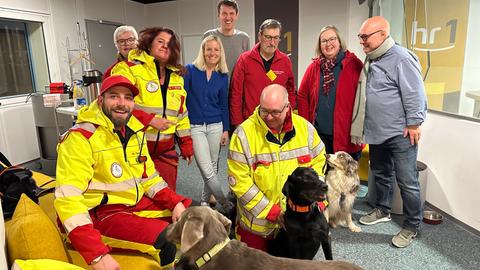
[112,27,193,191]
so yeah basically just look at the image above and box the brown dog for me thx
[167,206,363,270]
[325,151,361,232]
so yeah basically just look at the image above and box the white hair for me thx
[113,25,138,49]
[192,35,228,74]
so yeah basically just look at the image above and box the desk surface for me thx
[466,91,480,101]
[56,106,78,116]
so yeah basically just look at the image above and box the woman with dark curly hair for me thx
[113,27,193,191]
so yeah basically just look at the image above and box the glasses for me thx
[263,35,281,42]
[117,37,136,46]
[320,36,338,45]
[357,30,383,42]
[259,104,289,118]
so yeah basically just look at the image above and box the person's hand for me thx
[403,125,421,145]
[91,254,120,270]
[183,155,193,165]
[220,131,229,146]
[149,117,174,131]
[172,202,186,222]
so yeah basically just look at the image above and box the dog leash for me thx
[195,237,230,268]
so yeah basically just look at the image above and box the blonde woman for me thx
[184,35,229,207]
[298,25,363,160]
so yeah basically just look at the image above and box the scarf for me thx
[350,36,395,145]
[319,56,336,95]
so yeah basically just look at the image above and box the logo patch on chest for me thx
[146,80,159,92]
[111,162,123,178]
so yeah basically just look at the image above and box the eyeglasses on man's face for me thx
[117,37,136,46]
[262,34,281,42]
[259,104,289,118]
[357,29,383,42]
[320,36,338,45]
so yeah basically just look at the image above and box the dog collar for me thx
[287,198,311,213]
[195,237,230,268]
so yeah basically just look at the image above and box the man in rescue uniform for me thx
[227,84,326,251]
[55,75,191,270]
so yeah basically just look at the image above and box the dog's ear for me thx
[166,210,188,244]
[166,222,181,244]
[180,217,204,253]
[214,210,232,234]
[350,184,360,194]
[346,159,359,177]
[282,176,292,196]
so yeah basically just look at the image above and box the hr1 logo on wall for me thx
[411,19,457,52]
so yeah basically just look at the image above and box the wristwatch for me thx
[91,254,105,264]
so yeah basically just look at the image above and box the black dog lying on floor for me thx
[268,167,332,260]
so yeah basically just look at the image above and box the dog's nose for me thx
[321,185,328,192]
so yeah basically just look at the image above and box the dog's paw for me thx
[349,225,362,232]
[329,221,337,229]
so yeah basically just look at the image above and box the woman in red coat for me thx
[298,25,363,160]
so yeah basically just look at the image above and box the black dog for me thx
[268,167,332,260]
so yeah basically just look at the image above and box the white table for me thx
[56,106,78,116]
[466,91,480,118]
[54,106,78,138]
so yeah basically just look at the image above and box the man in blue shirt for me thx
[357,16,427,248]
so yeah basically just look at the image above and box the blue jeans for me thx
[369,135,422,231]
[190,122,226,203]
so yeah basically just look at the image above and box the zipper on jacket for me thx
[114,127,134,162]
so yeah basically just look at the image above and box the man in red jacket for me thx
[229,19,295,129]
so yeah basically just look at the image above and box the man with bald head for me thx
[356,16,427,248]
[227,84,326,252]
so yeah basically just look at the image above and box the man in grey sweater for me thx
[357,16,427,248]
[203,0,250,80]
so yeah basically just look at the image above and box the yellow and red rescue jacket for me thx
[54,101,191,263]
[227,107,326,237]
[112,50,192,156]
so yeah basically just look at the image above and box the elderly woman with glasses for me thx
[297,25,364,161]
[112,27,193,191]
[103,25,138,80]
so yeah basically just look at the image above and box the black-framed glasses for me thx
[117,37,136,46]
[259,103,289,117]
[320,36,338,45]
[263,35,281,42]
[357,30,383,42]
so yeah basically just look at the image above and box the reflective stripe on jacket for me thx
[54,101,190,263]
[111,50,191,140]
[227,107,326,237]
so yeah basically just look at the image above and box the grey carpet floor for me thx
[176,146,480,270]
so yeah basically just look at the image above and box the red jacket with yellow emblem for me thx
[230,43,296,126]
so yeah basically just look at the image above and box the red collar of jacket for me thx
[248,43,282,63]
